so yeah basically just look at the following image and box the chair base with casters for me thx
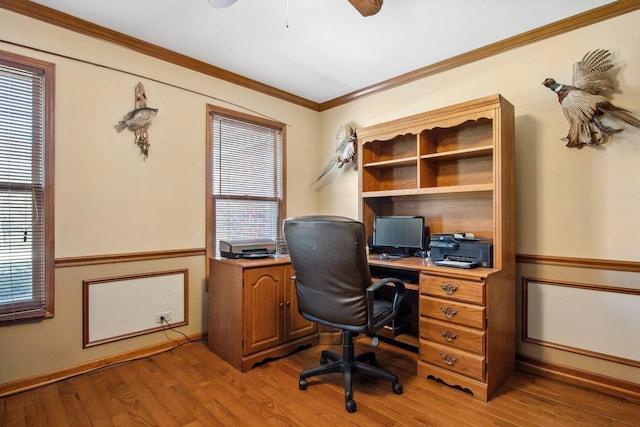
[298,330,403,413]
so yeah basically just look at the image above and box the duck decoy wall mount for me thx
[115,82,158,159]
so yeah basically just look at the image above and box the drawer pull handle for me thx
[441,330,457,342]
[440,283,458,295]
[440,353,457,366]
[440,307,457,318]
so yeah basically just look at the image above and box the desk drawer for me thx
[420,296,485,329]
[420,318,485,355]
[420,340,485,381]
[420,274,484,304]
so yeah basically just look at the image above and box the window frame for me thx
[206,104,286,261]
[0,50,55,322]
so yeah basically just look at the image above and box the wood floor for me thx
[1,339,639,426]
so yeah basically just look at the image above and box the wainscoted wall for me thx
[522,277,639,367]
[0,252,206,393]
[516,256,640,398]
[83,268,189,347]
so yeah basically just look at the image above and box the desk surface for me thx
[212,253,496,280]
[367,255,497,280]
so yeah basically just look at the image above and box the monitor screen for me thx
[373,216,425,254]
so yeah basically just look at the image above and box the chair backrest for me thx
[283,216,372,327]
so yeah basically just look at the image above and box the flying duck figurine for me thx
[542,49,640,148]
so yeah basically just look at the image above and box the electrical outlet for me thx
[156,311,172,324]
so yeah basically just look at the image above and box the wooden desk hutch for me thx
[358,94,516,401]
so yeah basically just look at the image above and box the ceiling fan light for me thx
[209,0,238,8]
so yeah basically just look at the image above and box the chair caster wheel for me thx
[345,399,357,413]
[299,379,308,390]
[392,382,403,394]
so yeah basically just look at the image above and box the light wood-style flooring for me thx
[1,339,639,426]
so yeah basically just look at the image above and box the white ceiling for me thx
[30,0,614,104]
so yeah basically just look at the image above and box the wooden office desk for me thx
[368,254,515,401]
[208,254,514,401]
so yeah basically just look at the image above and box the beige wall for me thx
[0,9,319,386]
[318,15,640,258]
[317,11,640,384]
[1,7,639,389]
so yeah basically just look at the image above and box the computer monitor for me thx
[372,216,426,257]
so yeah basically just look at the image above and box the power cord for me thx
[160,316,192,344]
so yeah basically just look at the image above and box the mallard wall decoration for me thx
[542,49,640,148]
[313,124,357,185]
[115,82,158,158]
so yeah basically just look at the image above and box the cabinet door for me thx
[243,266,284,355]
[284,264,317,341]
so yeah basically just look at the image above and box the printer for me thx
[219,238,276,259]
[429,233,493,268]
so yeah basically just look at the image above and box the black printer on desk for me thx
[429,233,493,268]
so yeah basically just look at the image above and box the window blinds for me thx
[0,60,47,321]
[211,113,284,255]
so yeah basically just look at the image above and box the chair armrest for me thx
[366,277,405,296]
[366,278,406,331]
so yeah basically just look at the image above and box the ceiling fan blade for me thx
[347,0,383,17]
[209,0,238,8]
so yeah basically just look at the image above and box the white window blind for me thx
[0,53,54,322]
[210,112,284,255]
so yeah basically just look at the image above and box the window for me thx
[0,51,54,322]
[207,105,285,258]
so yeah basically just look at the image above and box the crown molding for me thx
[319,0,640,110]
[2,0,639,111]
[0,0,320,111]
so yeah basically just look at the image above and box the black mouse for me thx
[380,253,389,260]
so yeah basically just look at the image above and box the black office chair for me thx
[283,215,406,413]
